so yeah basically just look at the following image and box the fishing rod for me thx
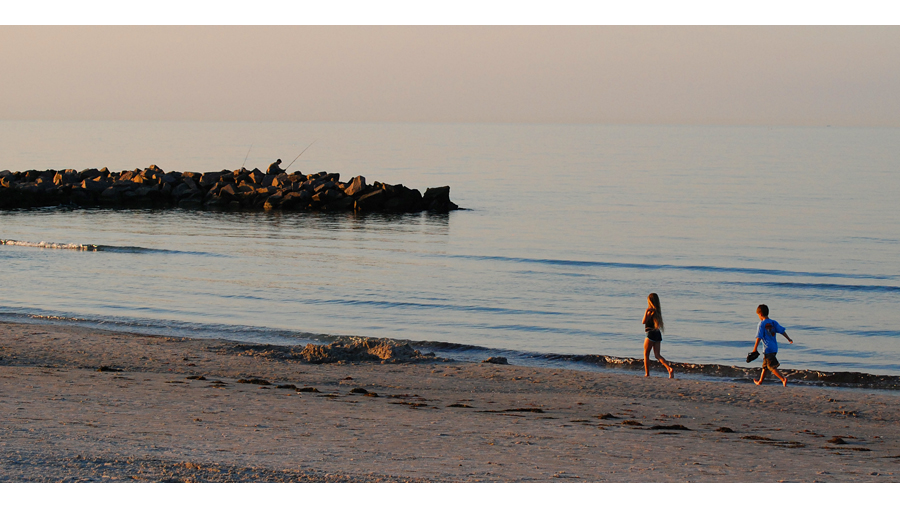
[240,144,253,169]
[284,139,317,170]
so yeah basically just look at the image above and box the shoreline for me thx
[3,315,899,391]
[2,320,899,482]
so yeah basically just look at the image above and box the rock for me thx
[135,185,161,199]
[384,186,424,212]
[80,179,106,193]
[482,357,509,365]
[280,191,309,210]
[423,186,458,212]
[354,189,386,211]
[218,183,236,198]
[349,387,369,394]
[248,171,265,185]
[171,183,194,200]
[200,171,225,187]
[344,175,366,196]
[325,196,354,211]
[205,197,230,208]
[272,174,291,187]
[178,197,203,209]
[69,189,95,206]
[98,187,121,204]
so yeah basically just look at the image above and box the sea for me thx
[1,121,898,376]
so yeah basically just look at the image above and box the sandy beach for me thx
[1,321,898,482]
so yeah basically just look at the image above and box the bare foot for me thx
[644,373,650,377]
[782,379,788,387]
[667,367,675,379]
[753,379,763,386]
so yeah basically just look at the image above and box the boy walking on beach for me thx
[752,304,793,386]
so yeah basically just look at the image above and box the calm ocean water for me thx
[1,121,898,375]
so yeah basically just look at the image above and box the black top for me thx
[644,310,658,333]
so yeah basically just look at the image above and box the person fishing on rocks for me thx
[267,159,284,175]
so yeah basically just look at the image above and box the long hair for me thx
[647,293,665,333]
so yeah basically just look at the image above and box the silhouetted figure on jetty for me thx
[267,159,284,175]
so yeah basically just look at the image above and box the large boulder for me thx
[199,171,225,188]
[423,186,458,212]
[98,187,121,205]
[342,175,366,196]
[354,188,386,211]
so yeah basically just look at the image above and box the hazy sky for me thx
[1,26,898,126]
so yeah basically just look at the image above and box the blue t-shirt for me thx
[756,318,786,354]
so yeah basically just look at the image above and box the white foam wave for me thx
[1,239,99,251]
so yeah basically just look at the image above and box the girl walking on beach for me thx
[642,293,674,379]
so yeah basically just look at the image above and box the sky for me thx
[1,25,899,126]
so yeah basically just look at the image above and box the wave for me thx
[445,254,897,281]
[723,280,900,294]
[0,238,224,257]
[302,297,570,316]
[1,239,102,251]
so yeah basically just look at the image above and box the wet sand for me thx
[1,321,898,482]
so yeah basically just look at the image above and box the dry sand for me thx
[1,321,898,482]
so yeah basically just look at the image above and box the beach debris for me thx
[297,387,319,392]
[715,426,735,433]
[0,166,459,213]
[649,424,692,431]
[349,387,369,394]
[621,420,644,426]
[96,366,123,372]
[827,436,848,444]
[482,357,508,365]
[236,378,271,385]
[390,401,430,409]
[185,375,206,380]
[276,384,298,390]
[297,337,440,364]
[447,403,472,408]
[741,435,806,448]
[595,413,619,420]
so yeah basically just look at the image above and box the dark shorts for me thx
[646,329,662,342]
[762,353,780,372]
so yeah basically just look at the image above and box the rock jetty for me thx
[0,165,459,213]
